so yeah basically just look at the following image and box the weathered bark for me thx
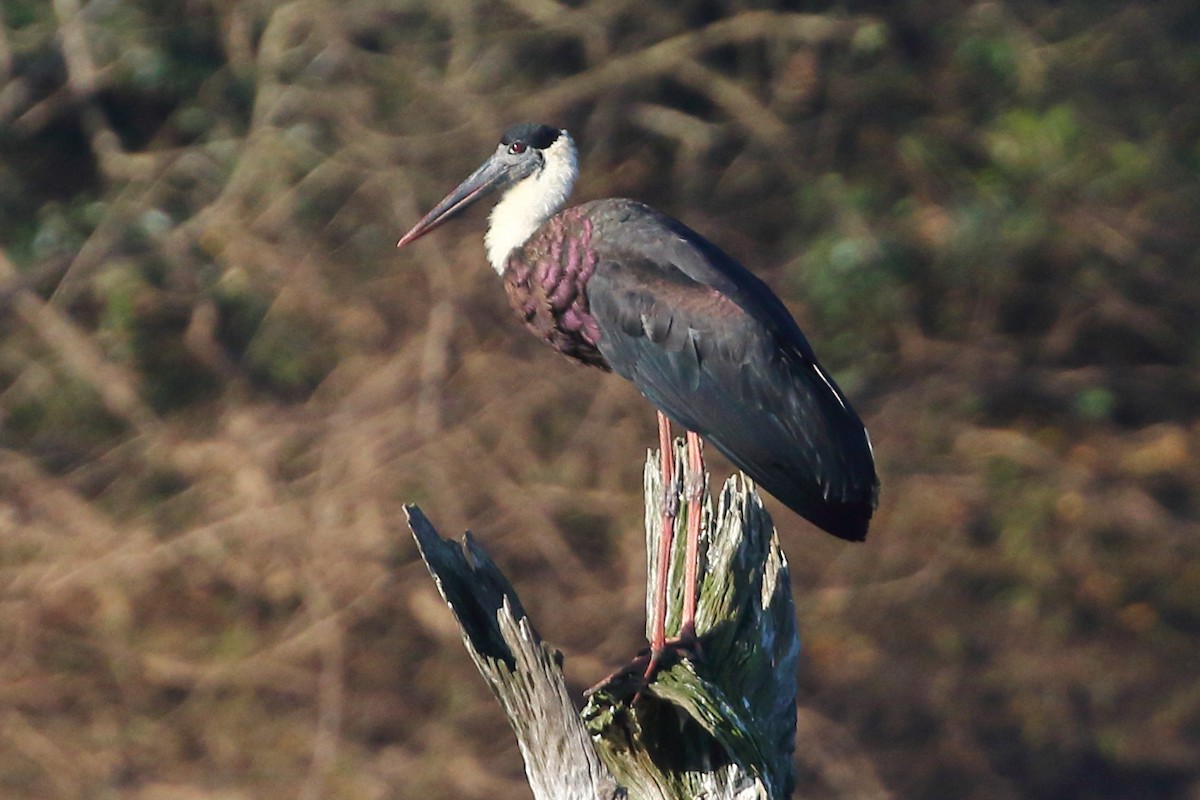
[406,439,799,800]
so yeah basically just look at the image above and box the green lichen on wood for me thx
[582,441,799,800]
[407,441,800,800]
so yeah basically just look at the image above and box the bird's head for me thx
[397,123,578,272]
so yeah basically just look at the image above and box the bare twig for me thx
[517,11,870,117]
[0,250,162,437]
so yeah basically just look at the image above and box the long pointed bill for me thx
[397,154,512,249]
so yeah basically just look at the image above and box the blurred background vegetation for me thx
[1,0,1198,798]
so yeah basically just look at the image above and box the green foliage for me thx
[0,0,46,29]
[243,308,339,399]
[1,369,129,472]
[1072,387,1117,422]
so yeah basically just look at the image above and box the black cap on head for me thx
[500,123,561,151]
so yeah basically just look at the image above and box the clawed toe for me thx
[586,629,703,703]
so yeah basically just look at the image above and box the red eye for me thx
[508,142,527,155]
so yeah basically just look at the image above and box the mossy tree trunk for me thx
[406,440,800,800]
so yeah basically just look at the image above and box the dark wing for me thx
[584,202,878,540]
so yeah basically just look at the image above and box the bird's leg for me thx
[637,427,699,687]
[650,410,676,654]
[587,414,695,700]
[681,430,704,643]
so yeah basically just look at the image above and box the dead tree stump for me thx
[406,440,800,800]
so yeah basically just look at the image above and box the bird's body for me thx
[398,122,879,658]
[503,197,876,539]
[502,202,606,369]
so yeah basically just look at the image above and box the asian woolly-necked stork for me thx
[397,123,878,658]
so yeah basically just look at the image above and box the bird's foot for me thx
[645,621,702,674]
[585,625,702,703]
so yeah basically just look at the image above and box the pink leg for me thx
[650,411,675,653]
[681,431,704,641]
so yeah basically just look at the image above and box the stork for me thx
[398,123,878,662]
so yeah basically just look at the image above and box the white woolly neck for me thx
[484,131,578,273]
